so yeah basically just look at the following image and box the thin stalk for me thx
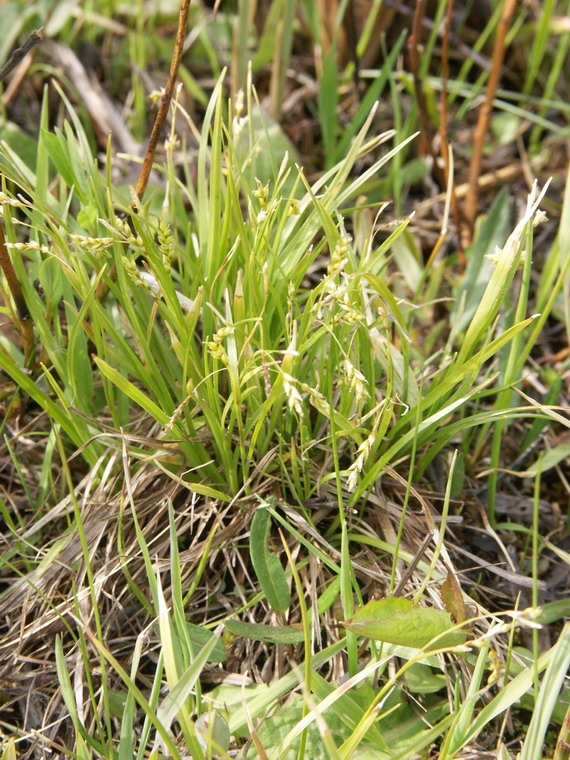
[135,0,191,203]
[464,0,517,236]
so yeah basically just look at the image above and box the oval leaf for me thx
[226,619,304,644]
[250,508,290,612]
[342,596,467,650]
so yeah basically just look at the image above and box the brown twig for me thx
[134,0,191,204]
[407,0,446,189]
[464,0,517,238]
[0,28,43,83]
[96,0,191,300]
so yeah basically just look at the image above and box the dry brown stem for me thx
[135,0,191,204]
[0,28,43,83]
[464,0,517,238]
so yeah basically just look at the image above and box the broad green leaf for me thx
[370,329,419,407]
[391,228,423,292]
[63,122,89,201]
[246,693,350,760]
[227,638,347,736]
[310,675,388,748]
[405,662,447,694]
[457,182,548,364]
[342,596,467,649]
[252,0,286,70]
[491,112,521,144]
[225,619,304,644]
[45,0,80,35]
[249,508,291,612]
[65,274,98,409]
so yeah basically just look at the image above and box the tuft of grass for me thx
[0,2,569,758]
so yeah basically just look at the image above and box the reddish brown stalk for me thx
[134,0,191,204]
[438,0,465,267]
[0,224,34,363]
[464,0,517,239]
[407,0,445,189]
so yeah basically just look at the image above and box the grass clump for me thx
[0,3,569,759]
